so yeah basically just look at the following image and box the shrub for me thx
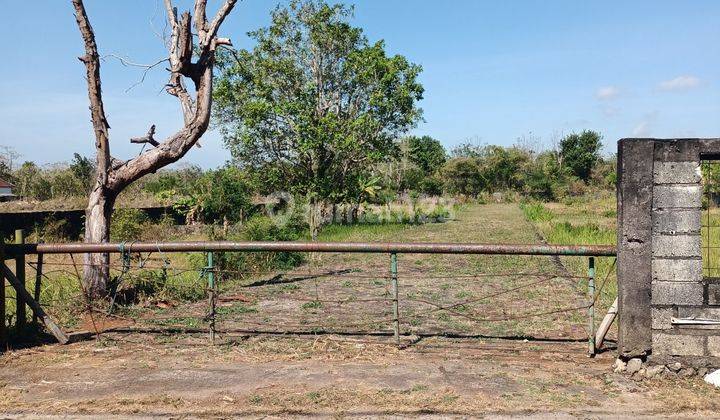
[559,130,602,182]
[37,215,73,242]
[428,204,450,222]
[114,269,206,305]
[110,208,147,241]
[193,215,306,278]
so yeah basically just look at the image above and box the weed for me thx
[149,316,202,329]
[301,300,323,310]
[306,391,321,402]
[279,283,300,293]
[455,291,472,299]
[217,303,257,316]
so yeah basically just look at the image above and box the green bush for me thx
[115,269,206,304]
[110,208,147,241]
[428,204,450,222]
[36,215,73,242]
[193,214,306,277]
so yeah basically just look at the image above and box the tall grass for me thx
[519,202,554,222]
[520,199,617,312]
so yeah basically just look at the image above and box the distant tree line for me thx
[1,152,94,200]
[1,129,613,210]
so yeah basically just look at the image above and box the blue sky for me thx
[1,0,718,168]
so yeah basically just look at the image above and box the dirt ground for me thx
[1,204,719,418]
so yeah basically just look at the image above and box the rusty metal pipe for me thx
[7,241,616,256]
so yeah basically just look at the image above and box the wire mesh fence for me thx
[2,246,616,355]
[702,159,720,277]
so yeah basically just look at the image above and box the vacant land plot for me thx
[1,203,718,417]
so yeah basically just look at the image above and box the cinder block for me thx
[653,161,701,184]
[654,140,700,162]
[653,185,702,209]
[652,258,703,282]
[652,235,701,258]
[652,281,703,305]
[652,333,705,356]
[709,284,720,306]
[677,306,720,319]
[651,307,674,329]
[653,209,701,234]
[708,336,720,357]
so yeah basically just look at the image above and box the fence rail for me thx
[4,241,617,257]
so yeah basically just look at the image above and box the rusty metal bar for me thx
[7,241,617,257]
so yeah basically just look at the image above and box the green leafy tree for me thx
[13,162,43,199]
[559,130,603,182]
[0,146,20,181]
[0,160,11,182]
[174,167,254,226]
[450,141,484,158]
[214,0,424,239]
[441,157,486,196]
[69,153,95,193]
[406,136,446,174]
[479,146,531,192]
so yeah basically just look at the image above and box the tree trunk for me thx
[350,199,360,223]
[82,187,115,298]
[309,196,320,241]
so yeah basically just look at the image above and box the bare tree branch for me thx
[205,0,237,48]
[130,125,159,147]
[193,0,208,41]
[72,0,111,186]
[150,0,170,46]
[109,0,237,190]
[103,54,168,69]
[163,0,177,27]
[103,54,169,91]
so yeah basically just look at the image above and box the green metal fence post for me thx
[588,256,596,357]
[207,251,216,345]
[15,230,26,330]
[391,252,399,345]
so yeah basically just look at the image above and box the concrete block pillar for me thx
[618,138,720,362]
[617,139,655,357]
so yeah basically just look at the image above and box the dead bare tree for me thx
[72,0,237,297]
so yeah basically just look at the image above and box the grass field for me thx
[2,201,719,417]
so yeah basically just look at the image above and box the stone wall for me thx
[618,138,720,364]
